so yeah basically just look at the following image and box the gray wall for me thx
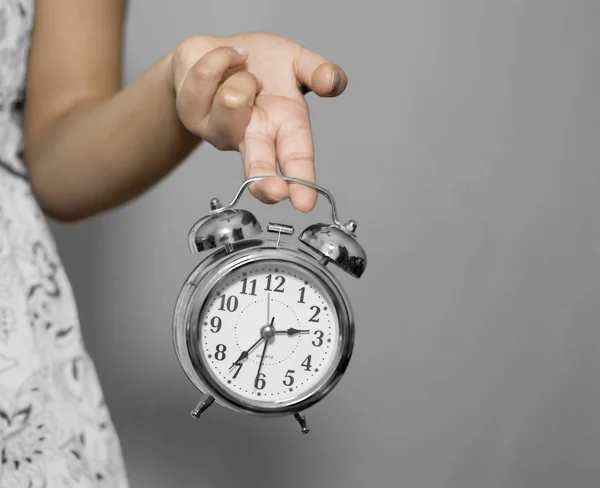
[51,1,600,487]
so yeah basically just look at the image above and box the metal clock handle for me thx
[187,174,366,277]
[223,176,343,228]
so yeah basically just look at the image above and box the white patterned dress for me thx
[0,1,129,487]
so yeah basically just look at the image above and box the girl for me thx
[0,1,347,486]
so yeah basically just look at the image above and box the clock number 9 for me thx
[209,316,222,333]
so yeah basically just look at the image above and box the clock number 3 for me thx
[312,330,324,347]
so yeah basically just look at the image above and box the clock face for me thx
[196,260,341,407]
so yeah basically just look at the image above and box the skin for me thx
[23,1,348,222]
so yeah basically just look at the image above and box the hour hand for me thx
[229,337,263,369]
[229,350,249,369]
[275,328,310,337]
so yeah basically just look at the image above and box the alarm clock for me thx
[172,176,366,434]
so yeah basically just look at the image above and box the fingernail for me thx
[232,46,247,56]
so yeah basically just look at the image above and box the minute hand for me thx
[254,339,269,386]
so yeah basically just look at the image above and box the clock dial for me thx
[197,260,340,405]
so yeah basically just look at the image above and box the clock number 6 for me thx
[255,373,266,390]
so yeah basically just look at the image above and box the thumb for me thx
[174,46,248,134]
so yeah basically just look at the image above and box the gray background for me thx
[51,0,600,487]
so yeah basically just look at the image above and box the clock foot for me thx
[190,393,214,419]
[318,256,330,266]
[294,412,310,434]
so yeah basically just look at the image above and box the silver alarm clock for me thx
[172,176,366,434]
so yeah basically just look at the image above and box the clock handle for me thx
[223,176,343,228]
[212,175,367,278]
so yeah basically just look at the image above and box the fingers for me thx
[205,71,260,150]
[295,46,348,98]
[276,116,317,212]
[239,130,289,205]
[172,38,346,211]
[175,46,248,135]
[285,46,348,210]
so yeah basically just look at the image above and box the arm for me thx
[23,0,200,222]
[24,1,348,223]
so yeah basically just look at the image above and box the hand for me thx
[171,33,348,212]
[229,336,264,370]
[254,337,269,388]
[275,328,310,337]
[229,316,275,369]
[266,292,271,325]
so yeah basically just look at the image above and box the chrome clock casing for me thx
[172,239,355,417]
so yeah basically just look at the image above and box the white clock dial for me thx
[197,260,340,405]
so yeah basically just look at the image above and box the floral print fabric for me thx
[0,1,129,486]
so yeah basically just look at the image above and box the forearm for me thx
[25,52,201,222]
